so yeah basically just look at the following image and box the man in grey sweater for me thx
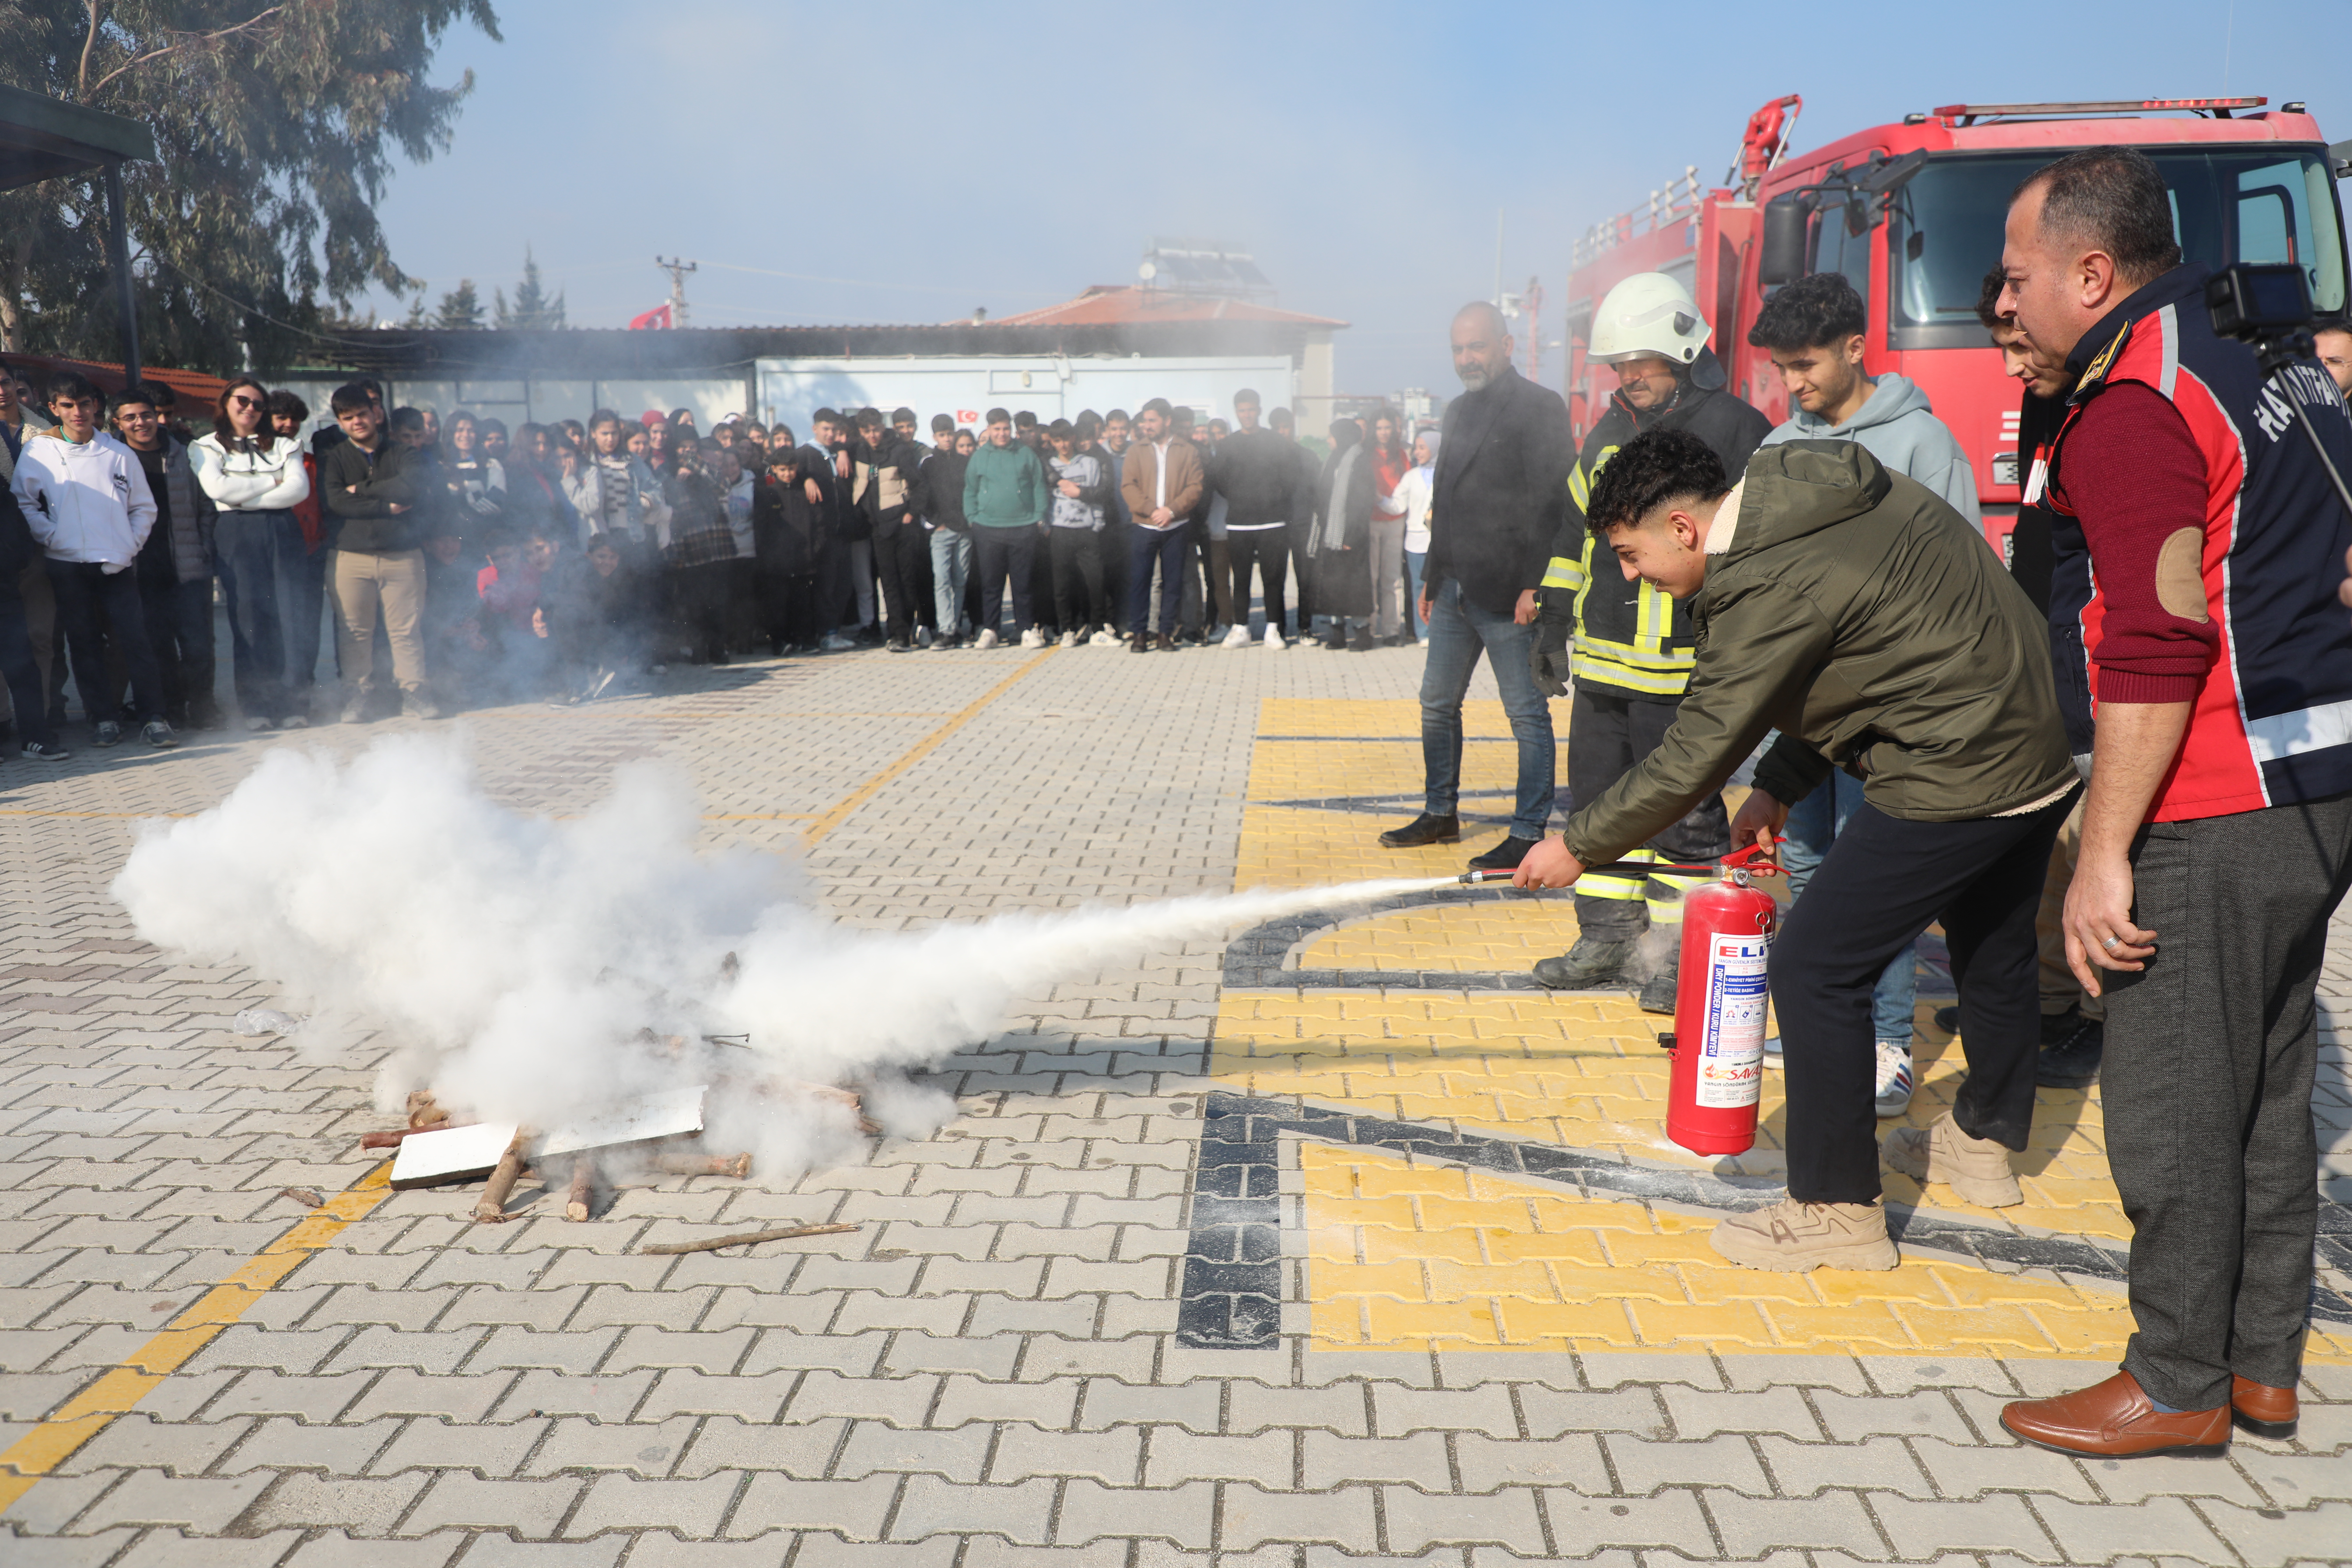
[1746,272,1980,1119]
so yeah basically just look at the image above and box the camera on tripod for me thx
[2207,261,2319,352]
[2207,261,2352,526]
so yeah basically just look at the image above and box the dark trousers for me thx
[2104,790,2352,1410]
[972,526,1036,638]
[1773,789,2076,1205]
[870,520,926,644]
[673,561,732,662]
[284,540,329,696]
[0,576,55,748]
[1227,527,1289,633]
[216,511,292,721]
[47,560,163,725]
[1568,688,1732,939]
[139,573,216,727]
[756,569,818,651]
[1049,527,1105,634]
[1285,517,1318,631]
[1127,525,1189,638]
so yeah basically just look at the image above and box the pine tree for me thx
[435,279,484,330]
[402,293,428,330]
[0,0,501,367]
[494,246,566,330]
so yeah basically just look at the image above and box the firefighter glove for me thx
[1530,615,1571,698]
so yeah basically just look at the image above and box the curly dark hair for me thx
[1583,429,1731,532]
[1975,265,2009,331]
[1747,271,1866,351]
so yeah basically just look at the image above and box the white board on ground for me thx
[390,1122,520,1190]
[540,1086,706,1157]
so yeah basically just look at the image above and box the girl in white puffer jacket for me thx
[190,378,311,730]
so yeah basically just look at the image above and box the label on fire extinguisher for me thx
[1696,930,1770,1109]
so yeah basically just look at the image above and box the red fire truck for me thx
[1559,96,2350,562]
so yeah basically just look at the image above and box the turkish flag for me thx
[628,303,673,331]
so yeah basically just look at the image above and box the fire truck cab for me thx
[1562,97,2351,562]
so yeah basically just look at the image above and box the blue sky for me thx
[364,0,2349,397]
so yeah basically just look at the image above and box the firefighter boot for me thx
[1882,1111,2023,1208]
[1533,937,1635,990]
[1636,949,1679,1015]
[1709,1197,1898,1272]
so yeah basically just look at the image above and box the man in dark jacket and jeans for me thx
[1516,432,2079,1275]
[1380,301,1571,871]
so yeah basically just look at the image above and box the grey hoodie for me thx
[1759,373,1977,524]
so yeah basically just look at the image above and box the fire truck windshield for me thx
[1889,148,2348,349]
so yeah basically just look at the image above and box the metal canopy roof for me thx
[0,83,157,191]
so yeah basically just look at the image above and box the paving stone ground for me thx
[0,637,2348,1567]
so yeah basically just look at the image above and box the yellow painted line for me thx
[800,651,1056,847]
[0,1163,393,1511]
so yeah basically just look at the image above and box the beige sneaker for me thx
[1710,1197,1898,1272]
[1883,1111,2023,1208]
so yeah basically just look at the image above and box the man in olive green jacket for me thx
[1516,431,2078,1272]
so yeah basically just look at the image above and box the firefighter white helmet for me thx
[1589,272,1711,367]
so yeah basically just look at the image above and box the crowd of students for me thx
[0,364,1436,756]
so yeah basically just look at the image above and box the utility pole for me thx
[1522,274,1545,384]
[655,256,698,328]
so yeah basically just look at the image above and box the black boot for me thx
[1533,936,1636,990]
[1378,812,1460,848]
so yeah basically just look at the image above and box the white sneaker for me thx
[916,625,933,647]
[1222,624,1254,649]
[1873,1040,1915,1118]
[1088,628,1121,646]
[1058,629,1077,648]
[974,628,1000,650]
[820,631,856,651]
[1019,627,1046,649]
[1263,625,1286,650]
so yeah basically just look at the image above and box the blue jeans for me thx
[1419,577,1554,840]
[1782,769,1918,1044]
[216,510,293,721]
[1405,550,1427,639]
[930,528,972,636]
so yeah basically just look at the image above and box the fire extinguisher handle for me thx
[1722,837,1785,876]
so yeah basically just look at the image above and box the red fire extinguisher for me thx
[1661,842,1781,1156]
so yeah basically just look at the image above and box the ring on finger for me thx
[2100,935,2122,953]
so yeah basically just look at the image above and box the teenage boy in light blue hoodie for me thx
[1748,270,1979,1120]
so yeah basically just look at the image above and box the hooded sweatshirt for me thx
[9,429,157,568]
[1758,372,1978,523]
[1560,441,2073,869]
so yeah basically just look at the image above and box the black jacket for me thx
[1215,428,1300,528]
[1426,364,1575,616]
[854,433,921,532]
[318,437,423,553]
[798,442,858,544]
[753,473,820,574]
[911,446,970,531]
[0,482,33,581]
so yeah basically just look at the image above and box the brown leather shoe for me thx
[2231,1374,2297,1440]
[2000,1370,2229,1458]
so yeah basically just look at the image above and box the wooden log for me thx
[472,1132,528,1223]
[405,1091,449,1130]
[637,1222,857,1256]
[565,1160,595,1223]
[361,1122,475,1149]
[280,1187,324,1208]
[652,1153,754,1178]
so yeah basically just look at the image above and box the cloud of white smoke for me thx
[113,736,1439,1176]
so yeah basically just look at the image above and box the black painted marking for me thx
[1176,1090,2352,1349]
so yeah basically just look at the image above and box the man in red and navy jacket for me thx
[1993,147,2352,1460]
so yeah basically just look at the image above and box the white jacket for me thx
[9,430,156,568]
[1392,463,1435,554]
[190,433,311,512]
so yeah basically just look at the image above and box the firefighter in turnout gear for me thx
[1530,272,1772,1009]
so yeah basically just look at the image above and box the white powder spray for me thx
[113,736,1441,1175]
